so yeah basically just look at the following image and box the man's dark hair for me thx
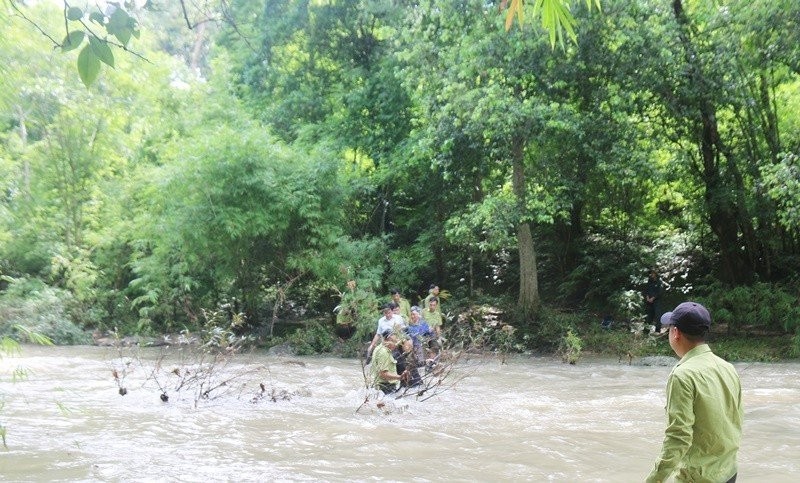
[679,329,707,344]
[429,283,438,290]
[390,288,401,295]
[428,297,439,304]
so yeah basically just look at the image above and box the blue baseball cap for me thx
[660,302,711,335]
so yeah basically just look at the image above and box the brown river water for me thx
[0,345,797,482]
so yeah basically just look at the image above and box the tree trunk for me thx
[511,136,540,314]
[672,0,757,284]
[15,105,30,197]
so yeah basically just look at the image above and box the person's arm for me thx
[379,369,408,383]
[367,332,380,357]
[646,373,695,483]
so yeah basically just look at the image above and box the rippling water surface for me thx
[0,345,797,482]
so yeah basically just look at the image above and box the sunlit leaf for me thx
[107,8,134,46]
[90,11,105,25]
[66,7,83,21]
[503,0,601,47]
[61,30,85,52]
[114,27,132,46]
[89,35,115,68]
[77,44,101,86]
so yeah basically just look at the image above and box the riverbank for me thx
[578,326,795,363]
[87,327,795,364]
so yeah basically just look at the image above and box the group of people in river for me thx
[366,285,444,394]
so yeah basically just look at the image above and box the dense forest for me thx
[1,0,799,357]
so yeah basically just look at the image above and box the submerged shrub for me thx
[559,329,583,364]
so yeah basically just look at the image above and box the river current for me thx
[0,345,797,482]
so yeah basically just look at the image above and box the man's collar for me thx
[678,343,710,364]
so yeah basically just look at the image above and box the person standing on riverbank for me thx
[643,269,662,333]
[646,302,743,483]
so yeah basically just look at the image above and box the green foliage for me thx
[762,152,800,236]
[385,241,435,299]
[9,0,141,85]
[445,189,517,255]
[700,282,800,335]
[334,280,380,341]
[2,0,800,364]
[515,307,587,350]
[0,277,90,345]
[196,306,252,351]
[608,289,643,324]
[279,321,336,356]
[559,329,583,364]
[581,323,661,361]
[710,336,794,362]
[128,109,345,331]
[504,0,602,48]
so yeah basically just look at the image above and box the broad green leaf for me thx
[66,7,83,21]
[61,30,85,52]
[107,8,134,45]
[89,35,115,68]
[90,11,105,25]
[77,44,101,86]
[113,28,132,46]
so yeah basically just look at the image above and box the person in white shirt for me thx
[366,303,407,361]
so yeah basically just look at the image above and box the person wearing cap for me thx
[646,302,743,483]
[370,333,409,394]
[406,306,434,363]
[390,288,411,321]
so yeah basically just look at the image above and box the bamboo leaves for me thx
[503,0,602,48]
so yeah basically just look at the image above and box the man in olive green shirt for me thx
[423,284,441,312]
[390,288,411,321]
[421,297,443,337]
[647,302,743,483]
[370,333,409,394]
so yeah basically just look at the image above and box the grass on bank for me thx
[564,317,794,363]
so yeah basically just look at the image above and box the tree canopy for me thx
[1,0,799,354]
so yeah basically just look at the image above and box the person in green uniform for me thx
[370,332,409,394]
[421,297,443,337]
[390,288,411,322]
[646,302,743,483]
[423,284,440,312]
